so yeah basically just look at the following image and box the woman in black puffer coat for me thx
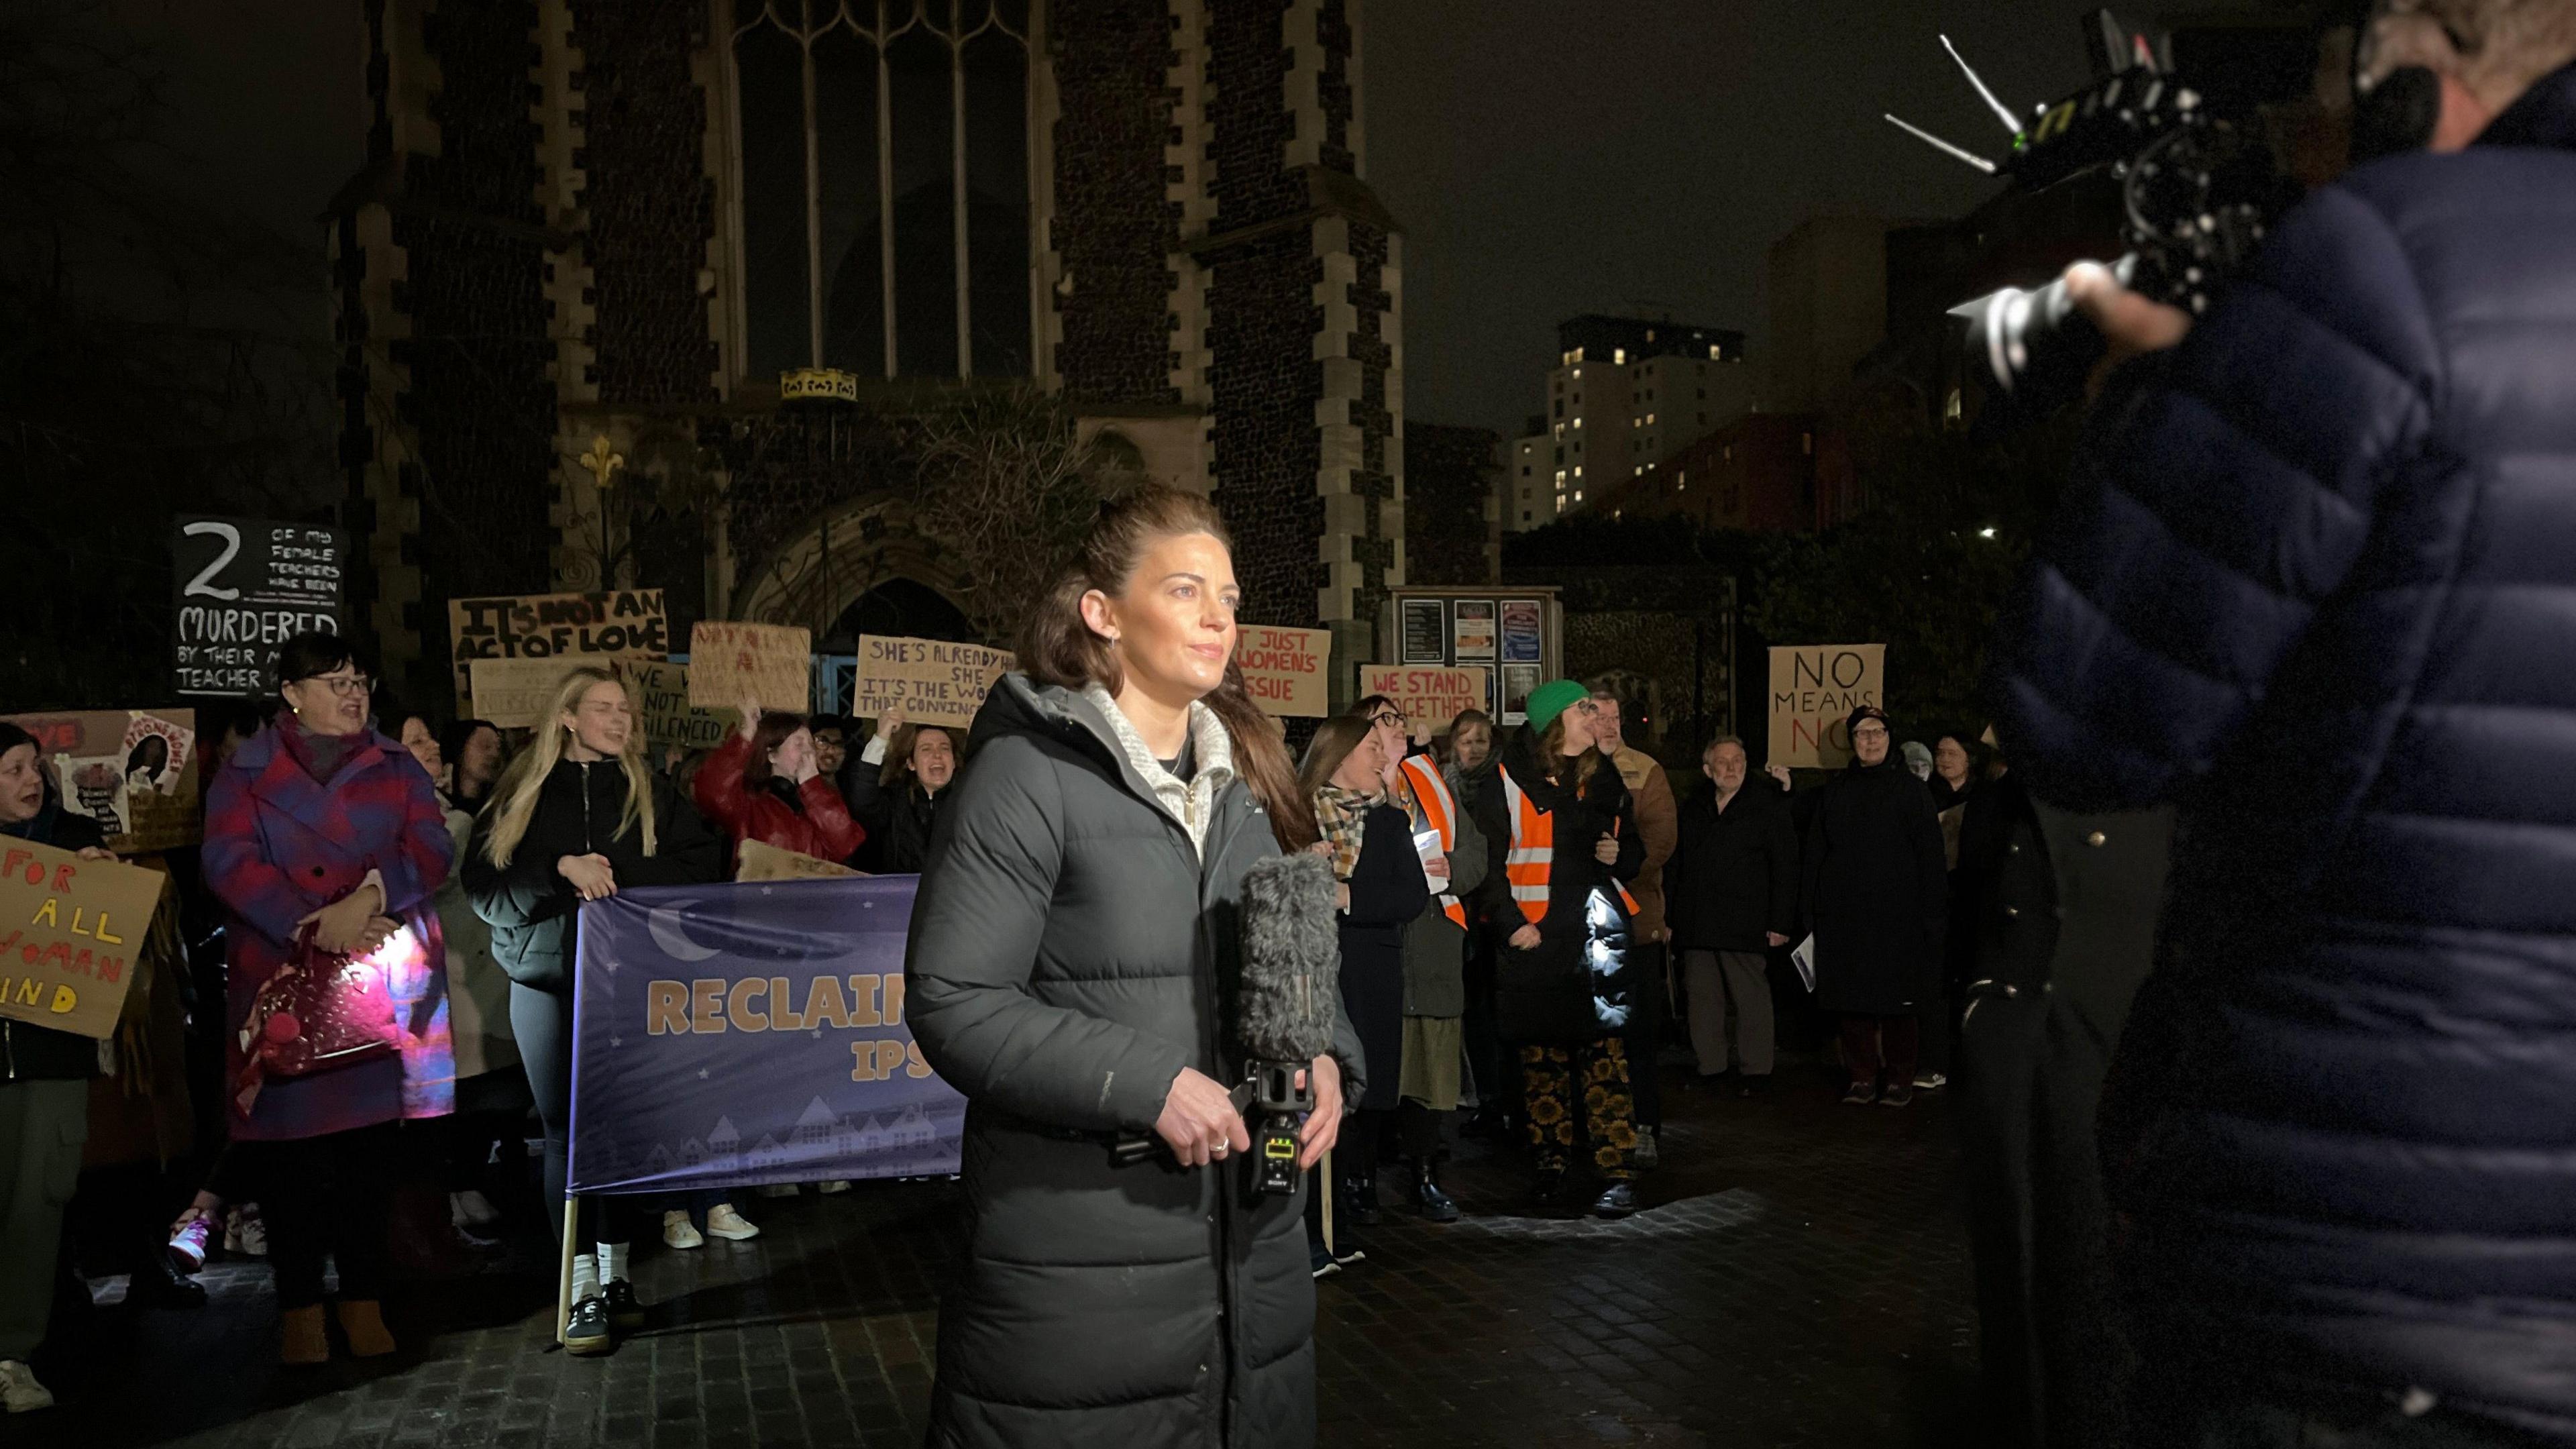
[1491,680,1644,1219]
[906,488,1365,1448]
[462,667,718,1357]
[838,703,960,873]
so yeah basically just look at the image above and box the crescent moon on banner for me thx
[645,905,722,963]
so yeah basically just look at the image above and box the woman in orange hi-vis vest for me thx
[1493,679,1647,1219]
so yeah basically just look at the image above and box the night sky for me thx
[115,0,2127,443]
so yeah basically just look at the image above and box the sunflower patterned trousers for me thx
[1520,1038,1638,1181]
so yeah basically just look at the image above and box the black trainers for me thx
[1591,1182,1638,1219]
[564,1294,614,1356]
[1841,1080,1878,1106]
[1414,1161,1460,1224]
[1309,1240,1340,1280]
[602,1279,646,1333]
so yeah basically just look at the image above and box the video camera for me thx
[1887,10,2308,416]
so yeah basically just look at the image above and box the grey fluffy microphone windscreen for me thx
[1236,851,1339,1064]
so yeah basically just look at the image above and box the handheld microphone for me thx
[1111,851,1341,1193]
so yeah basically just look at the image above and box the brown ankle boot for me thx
[336,1299,396,1358]
[280,1304,330,1366]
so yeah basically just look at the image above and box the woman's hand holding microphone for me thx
[1154,1066,1250,1168]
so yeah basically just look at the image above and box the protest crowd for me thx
[0,521,2017,1405]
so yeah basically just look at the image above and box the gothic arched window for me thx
[727,0,1034,384]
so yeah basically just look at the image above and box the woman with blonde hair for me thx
[906,484,1365,1447]
[464,666,719,1357]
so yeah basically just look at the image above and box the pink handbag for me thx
[232,923,406,1117]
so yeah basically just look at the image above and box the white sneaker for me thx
[755,1183,799,1199]
[1913,1072,1949,1091]
[449,1189,500,1230]
[0,1360,54,1413]
[816,1179,852,1195]
[704,1204,761,1242]
[661,1210,704,1250]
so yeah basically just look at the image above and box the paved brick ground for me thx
[16,1057,1980,1449]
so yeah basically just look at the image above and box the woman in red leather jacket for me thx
[691,700,867,866]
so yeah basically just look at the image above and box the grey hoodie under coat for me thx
[904,675,1366,1449]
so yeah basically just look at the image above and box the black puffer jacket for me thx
[841,762,942,874]
[906,676,1365,1449]
[1491,731,1642,1044]
[462,759,721,992]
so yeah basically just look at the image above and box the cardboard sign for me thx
[172,516,348,696]
[469,657,617,730]
[619,661,741,752]
[1233,626,1331,718]
[735,840,861,883]
[1358,666,1491,743]
[1768,644,1885,769]
[851,635,1014,726]
[0,839,166,1039]
[447,590,669,701]
[690,622,812,713]
[1,710,201,855]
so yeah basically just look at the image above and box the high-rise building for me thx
[1505,315,1748,530]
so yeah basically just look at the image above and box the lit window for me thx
[1555,469,1567,484]
[1553,423,1564,439]
[1574,490,1583,502]
[1677,471,1686,486]
[1645,329,1656,342]
[1572,367,1582,379]
[1633,465,1644,476]
[1573,466,1583,478]
[1572,416,1582,429]
[1613,347,1626,364]
[1646,413,1655,425]
[1572,349,1585,364]
[1709,344,1721,358]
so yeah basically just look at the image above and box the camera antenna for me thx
[1882,113,1998,174]
[1940,34,2027,137]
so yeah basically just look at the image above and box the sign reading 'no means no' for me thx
[1767,644,1884,769]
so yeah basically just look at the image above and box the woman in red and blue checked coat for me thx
[202,631,455,1367]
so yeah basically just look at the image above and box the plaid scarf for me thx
[1311,782,1384,883]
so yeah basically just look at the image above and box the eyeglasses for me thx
[298,674,373,698]
[1368,710,1408,730]
[1851,723,1890,739]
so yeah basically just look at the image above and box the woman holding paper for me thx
[465,665,720,1358]
[201,631,457,1368]
[693,702,867,868]
[839,701,961,873]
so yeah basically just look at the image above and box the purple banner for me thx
[567,875,963,1196]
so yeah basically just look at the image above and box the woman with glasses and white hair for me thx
[201,630,458,1367]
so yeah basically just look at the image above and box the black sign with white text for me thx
[170,516,347,696]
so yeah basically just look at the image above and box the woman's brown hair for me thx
[1535,712,1603,792]
[1295,714,1375,800]
[1018,486,1316,850]
[877,723,960,791]
[742,710,808,790]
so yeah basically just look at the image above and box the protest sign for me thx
[619,660,740,751]
[447,590,669,702]
[567,876,963,1195]
[1233,626,1331,718]
[470,657,616,730]
[0,839,166,1039]
[689,622,812,713]
[850,635,1014,726]
[172,517,347,697]
[1358,665,1491,742]
[1768,644,1884,769]
[735,840,861,882]
[1,710,201,855]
